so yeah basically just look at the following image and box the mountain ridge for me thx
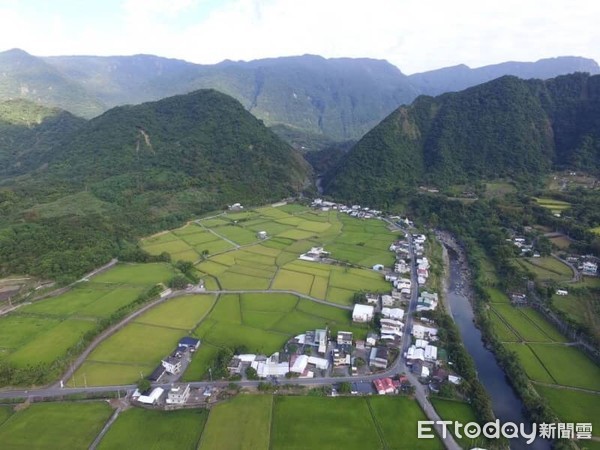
[2,49,598,144]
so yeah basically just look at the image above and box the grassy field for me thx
[430,398,483,449]
[535,385,600,438]
[0,402,113,449]
[528,344,600,391]
[488,309,520,342]
[198,395,272,450]
[98,407,208,450]
[516,257,573,282]
[534,197,572,213]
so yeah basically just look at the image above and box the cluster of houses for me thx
[511,236,540,257]
[147,337,200,383]
[133,383,215,407]
[311,199,382,219]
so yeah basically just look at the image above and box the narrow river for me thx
[445,246,550,450]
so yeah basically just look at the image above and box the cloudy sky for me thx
[0,0,598,74]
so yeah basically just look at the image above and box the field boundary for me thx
[89,406,121,450]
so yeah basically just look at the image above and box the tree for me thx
[168,275,188,289]
[137,378,151,393]
[338,381,352,394]
[245,366,259,380]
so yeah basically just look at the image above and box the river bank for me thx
[437,231,551,450]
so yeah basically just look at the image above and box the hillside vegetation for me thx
[325,73,600,204]
[0,90,309,282]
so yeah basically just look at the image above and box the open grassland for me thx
[73,295,216,386]
[534,386,600,438]
[504,343,556,384]
[528,344,600,391]
[198,395,272,450]
[0,402,113,450]
[0,406,13,427]
[98,408,208,450]
[430,398,483,449]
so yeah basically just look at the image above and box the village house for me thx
[352,304,374,322]
[178,337,200,352]
[166,384,191,405]
[412,323,438,340]
[257,231,268,240]
[299,247,330,262]
[161,356,182,375]
[416,292,438,312]
[373,377,398,395]
[381,294,395,306]
[369,347,389,369]
[337,331,353,346]
[135,387,164,405]
[366,332,379,346]
[583,261,598,275]
[381,307,404,320]
[365,293,379,305]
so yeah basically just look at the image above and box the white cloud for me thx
[0,0,599,73]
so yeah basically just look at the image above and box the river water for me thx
[445,247,550,450]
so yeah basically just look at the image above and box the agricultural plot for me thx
[429,398,480,450]
[519,308,568,342]
[187,293,366,379]
[270,396,381,450]
[0,401,113,450]
[98,408,208,450]
[528,344,600,391]
[9,319,97,367]
[198,395,272,450]
[517,257,572,282]
[488,310,520,342]
[73,295,216,385]
[504,343,555,383]
[92,263,175,285]
[491,304,553,342]
[534,386,600,438]
[0,315,61,356]
[486,287,510,303]
[533,197,572,213]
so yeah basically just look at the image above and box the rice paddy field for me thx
[430,398,484,449]
[533,197,572,214]
[70,294,217,386]
[98,408,208,450]
[0,402,113,450]
[487,285,600,393]
[0,263,174,371]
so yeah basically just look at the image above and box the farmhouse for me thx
[299,247,330,262]
[257,231,268,240]
[161,356,182,374]
[166,384,191,405]
[251,353,289,378]
[352,304,374,322]
[365,293,379,305]
[178,337,200,351]
[583,261,598,275]
[136,387,164,405]
[556,289,568,296]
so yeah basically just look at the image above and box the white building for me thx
[583,261,598,275]
[166,384,191,405]
[381,307,404,320]
[424,345,438,362]
[161,356,182,374]
[412,324,438,340]
[381,294,395,307]
[137,387,164,405]
[353,304,374,322]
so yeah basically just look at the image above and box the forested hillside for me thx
[325,73,600,204]
[0,90,309,281]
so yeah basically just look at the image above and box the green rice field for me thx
[0,402,113,450]
[98,407,208,450]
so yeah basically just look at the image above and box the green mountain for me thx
[0,49,105,118]
[0,90,309,281]
[44,53,418,142]
[3,49,598,145]
[408,56,600,96]
[325,73,600,205]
